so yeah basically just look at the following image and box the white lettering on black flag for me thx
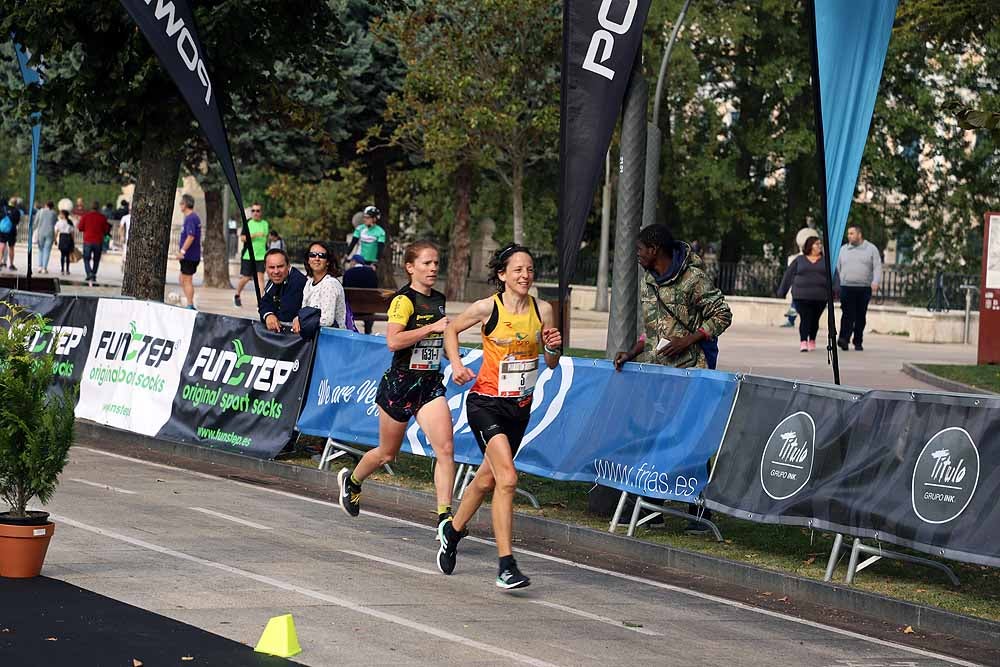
[118,0,246,209]
[557,0,652,304]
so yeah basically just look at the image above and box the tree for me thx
[1,1,337,301]
[378,0,560,248]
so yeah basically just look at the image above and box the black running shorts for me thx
[375,368,446,423]
[466,392,531,455]
[240,258,265,277]
[179,259,199,276]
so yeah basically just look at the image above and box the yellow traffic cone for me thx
[254,614,302,658]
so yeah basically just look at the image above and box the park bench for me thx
[343,287,395,324]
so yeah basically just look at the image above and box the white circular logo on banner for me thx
[911,427,980,525]
[759,411,816,501]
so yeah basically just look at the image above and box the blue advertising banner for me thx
[297,329,738,502]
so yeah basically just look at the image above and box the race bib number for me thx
[409,337,443,371]
[498,358,538,398]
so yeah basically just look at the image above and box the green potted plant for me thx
[0,302,76,578]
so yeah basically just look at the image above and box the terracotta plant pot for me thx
[0,513,55,578]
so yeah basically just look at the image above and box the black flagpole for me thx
[806,0,841,386]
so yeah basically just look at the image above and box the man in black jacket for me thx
[259,249,307,333]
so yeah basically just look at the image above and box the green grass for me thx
[288,444,1000,623]
[918,364,1000,394]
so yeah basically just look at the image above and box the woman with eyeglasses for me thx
[338,241,457,535]
[437,243,562,590]
[294,241,346,331]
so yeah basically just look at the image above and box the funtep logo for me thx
[94,321,175,368]
[187,339,300,393]
[759,411,816,501]
[29,324,87,356]
[911,427,980,525]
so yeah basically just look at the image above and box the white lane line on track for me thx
[68,478,137,494]
[189,507,272,531]
[75,446,983,667]
[530,600,662,636]
[50,514,557,667]
[339,549,438,576]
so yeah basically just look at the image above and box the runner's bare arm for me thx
[386,319,449,352]
[538,300,562,369]
[445,297,493,385]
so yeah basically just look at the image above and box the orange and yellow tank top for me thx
[471,294,542,399]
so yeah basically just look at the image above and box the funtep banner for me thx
[75,299,198,436]
[297,328,737,502]
[703,375,1000,568]
[158,311,314,458]
[557,0,652,305]
[0,291,98,394]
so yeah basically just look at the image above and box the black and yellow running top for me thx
[386,285,447,372]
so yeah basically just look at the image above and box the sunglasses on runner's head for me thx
[308,252,328,259]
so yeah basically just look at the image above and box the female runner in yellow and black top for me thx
[437,243,562,589]
[338,241,457,529]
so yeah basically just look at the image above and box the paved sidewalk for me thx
[4,244,976,391]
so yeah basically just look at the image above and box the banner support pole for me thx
[806,0,841,386]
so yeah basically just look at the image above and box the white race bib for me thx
[409,337,443,371]
[498,358,538,398]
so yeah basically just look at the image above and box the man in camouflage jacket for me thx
[615,224,732,370]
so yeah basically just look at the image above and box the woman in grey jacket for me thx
[777,237,829,352]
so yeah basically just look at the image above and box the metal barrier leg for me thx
[609,491,630,533]
[453,464,466,494]
[515,488,541,509]
[823,533,844,582]
[457,465,476,500]
[845,538,864,585]
[626,494,644,537]
[318,438,393,475]
[851,541,960,586]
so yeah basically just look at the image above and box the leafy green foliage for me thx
[0,305,76,517]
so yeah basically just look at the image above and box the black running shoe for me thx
[436,518,467,575]
[233,294,242,307]
[337,468,360,517]
[496,560,530,590]
[837,338,849,351]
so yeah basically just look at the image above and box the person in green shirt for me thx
[346,205,386,268]
[234,202,269,307]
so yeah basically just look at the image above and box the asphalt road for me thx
[26,444,984,667]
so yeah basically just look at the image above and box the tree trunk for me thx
[366,149,395,288]
[446,164,474,301]
[122,131,182,301]
[202,188,231,289]
[511,160,525,245]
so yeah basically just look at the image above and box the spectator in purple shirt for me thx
[176,194,201,310]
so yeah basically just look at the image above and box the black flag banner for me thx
[119,0,258,295]
[557,0,652,308]
[704,375,1000,568]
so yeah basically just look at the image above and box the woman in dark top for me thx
[777,236,829,352]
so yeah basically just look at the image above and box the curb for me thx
[901,362,996,395]
[74,421,1000,650]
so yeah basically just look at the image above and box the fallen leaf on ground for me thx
[760,591,773,596]
[45,637,57,641]
[778,596,789,602]
[915,588,926,593]
[903,626,914,634]
[622,621,643,628]
[803,556,816,566]
[133,660,143,667]
[181,657,194,661]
